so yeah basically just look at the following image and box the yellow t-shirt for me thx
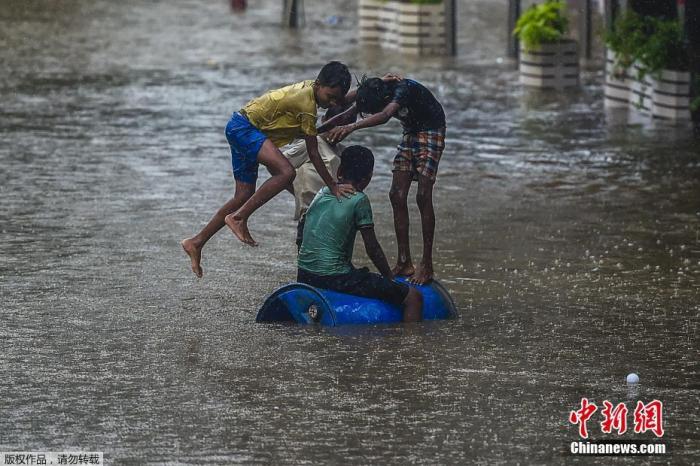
[241,80,318,147]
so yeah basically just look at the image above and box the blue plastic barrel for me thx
[256,277,458,326]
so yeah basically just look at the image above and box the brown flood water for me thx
[1,0,698,464]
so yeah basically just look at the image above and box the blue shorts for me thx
[225,112,267,184]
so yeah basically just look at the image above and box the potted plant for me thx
[359,0,449,55]
[603,10,646,107]
[513,0,579,88]
[605,11,691,121]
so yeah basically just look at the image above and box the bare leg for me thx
[182,181,256,277]
[410,174,435,285]
[402,287,423,322]
[389,171,415,276]
[225,139,296,246]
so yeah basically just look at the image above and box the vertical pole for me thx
[677,0,692,117]
[507,0,521,59]
[445,0,457,56]
[604,0,616,33]
[677,0,686,33]
[290,0,298,28]
[581,0,593,59]
[684,0,699,75]
[283,0,303,28]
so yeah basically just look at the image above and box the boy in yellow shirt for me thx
[182,62,353,278]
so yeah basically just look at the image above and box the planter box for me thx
[605,50,691,121]
[604,49,631,108]
[519,41,579,88]
[630,67,691,121]
[359,0,448,56]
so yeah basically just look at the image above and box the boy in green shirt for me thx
[297,145,423,322]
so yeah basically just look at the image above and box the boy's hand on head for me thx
[381,73,402,82]
[327,125,353,144]
[332,182,355,200]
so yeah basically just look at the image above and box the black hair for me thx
[339,145,374,183]
[355,76,392,115]
[316,61,351,95]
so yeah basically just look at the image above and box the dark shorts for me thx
[226,111,267,185]
[297,267,409,307]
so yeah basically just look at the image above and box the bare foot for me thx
[409,263,433,285]
[225,214,258,246]
[181,238,203,278]
[392,262,415,277]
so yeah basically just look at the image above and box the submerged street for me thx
[1,0,698,463]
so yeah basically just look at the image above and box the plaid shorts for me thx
[394,127,446,181]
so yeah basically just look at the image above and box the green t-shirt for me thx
[298,187,374,276]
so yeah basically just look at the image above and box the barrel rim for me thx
[429,279,460,319]
[394,276,459,320]
[256,282,337,325]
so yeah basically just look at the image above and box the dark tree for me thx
[629,0,676,20]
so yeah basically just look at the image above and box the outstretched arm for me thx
[360,226,393,279]
[304,135,355,200]
[343,88,359,105]
[325,102,400,144]
[316,105,359,134]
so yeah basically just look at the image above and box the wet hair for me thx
[339,145,374,183]
[316,61,351,95]
[355,76,392,115]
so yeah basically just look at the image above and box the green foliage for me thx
[604,10,647,70]
[638,18,689,76]
[691,76,700,113]
[605,10,689,79]
[513,1,569,51]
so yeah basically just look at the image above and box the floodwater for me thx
[1,0,698,464]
